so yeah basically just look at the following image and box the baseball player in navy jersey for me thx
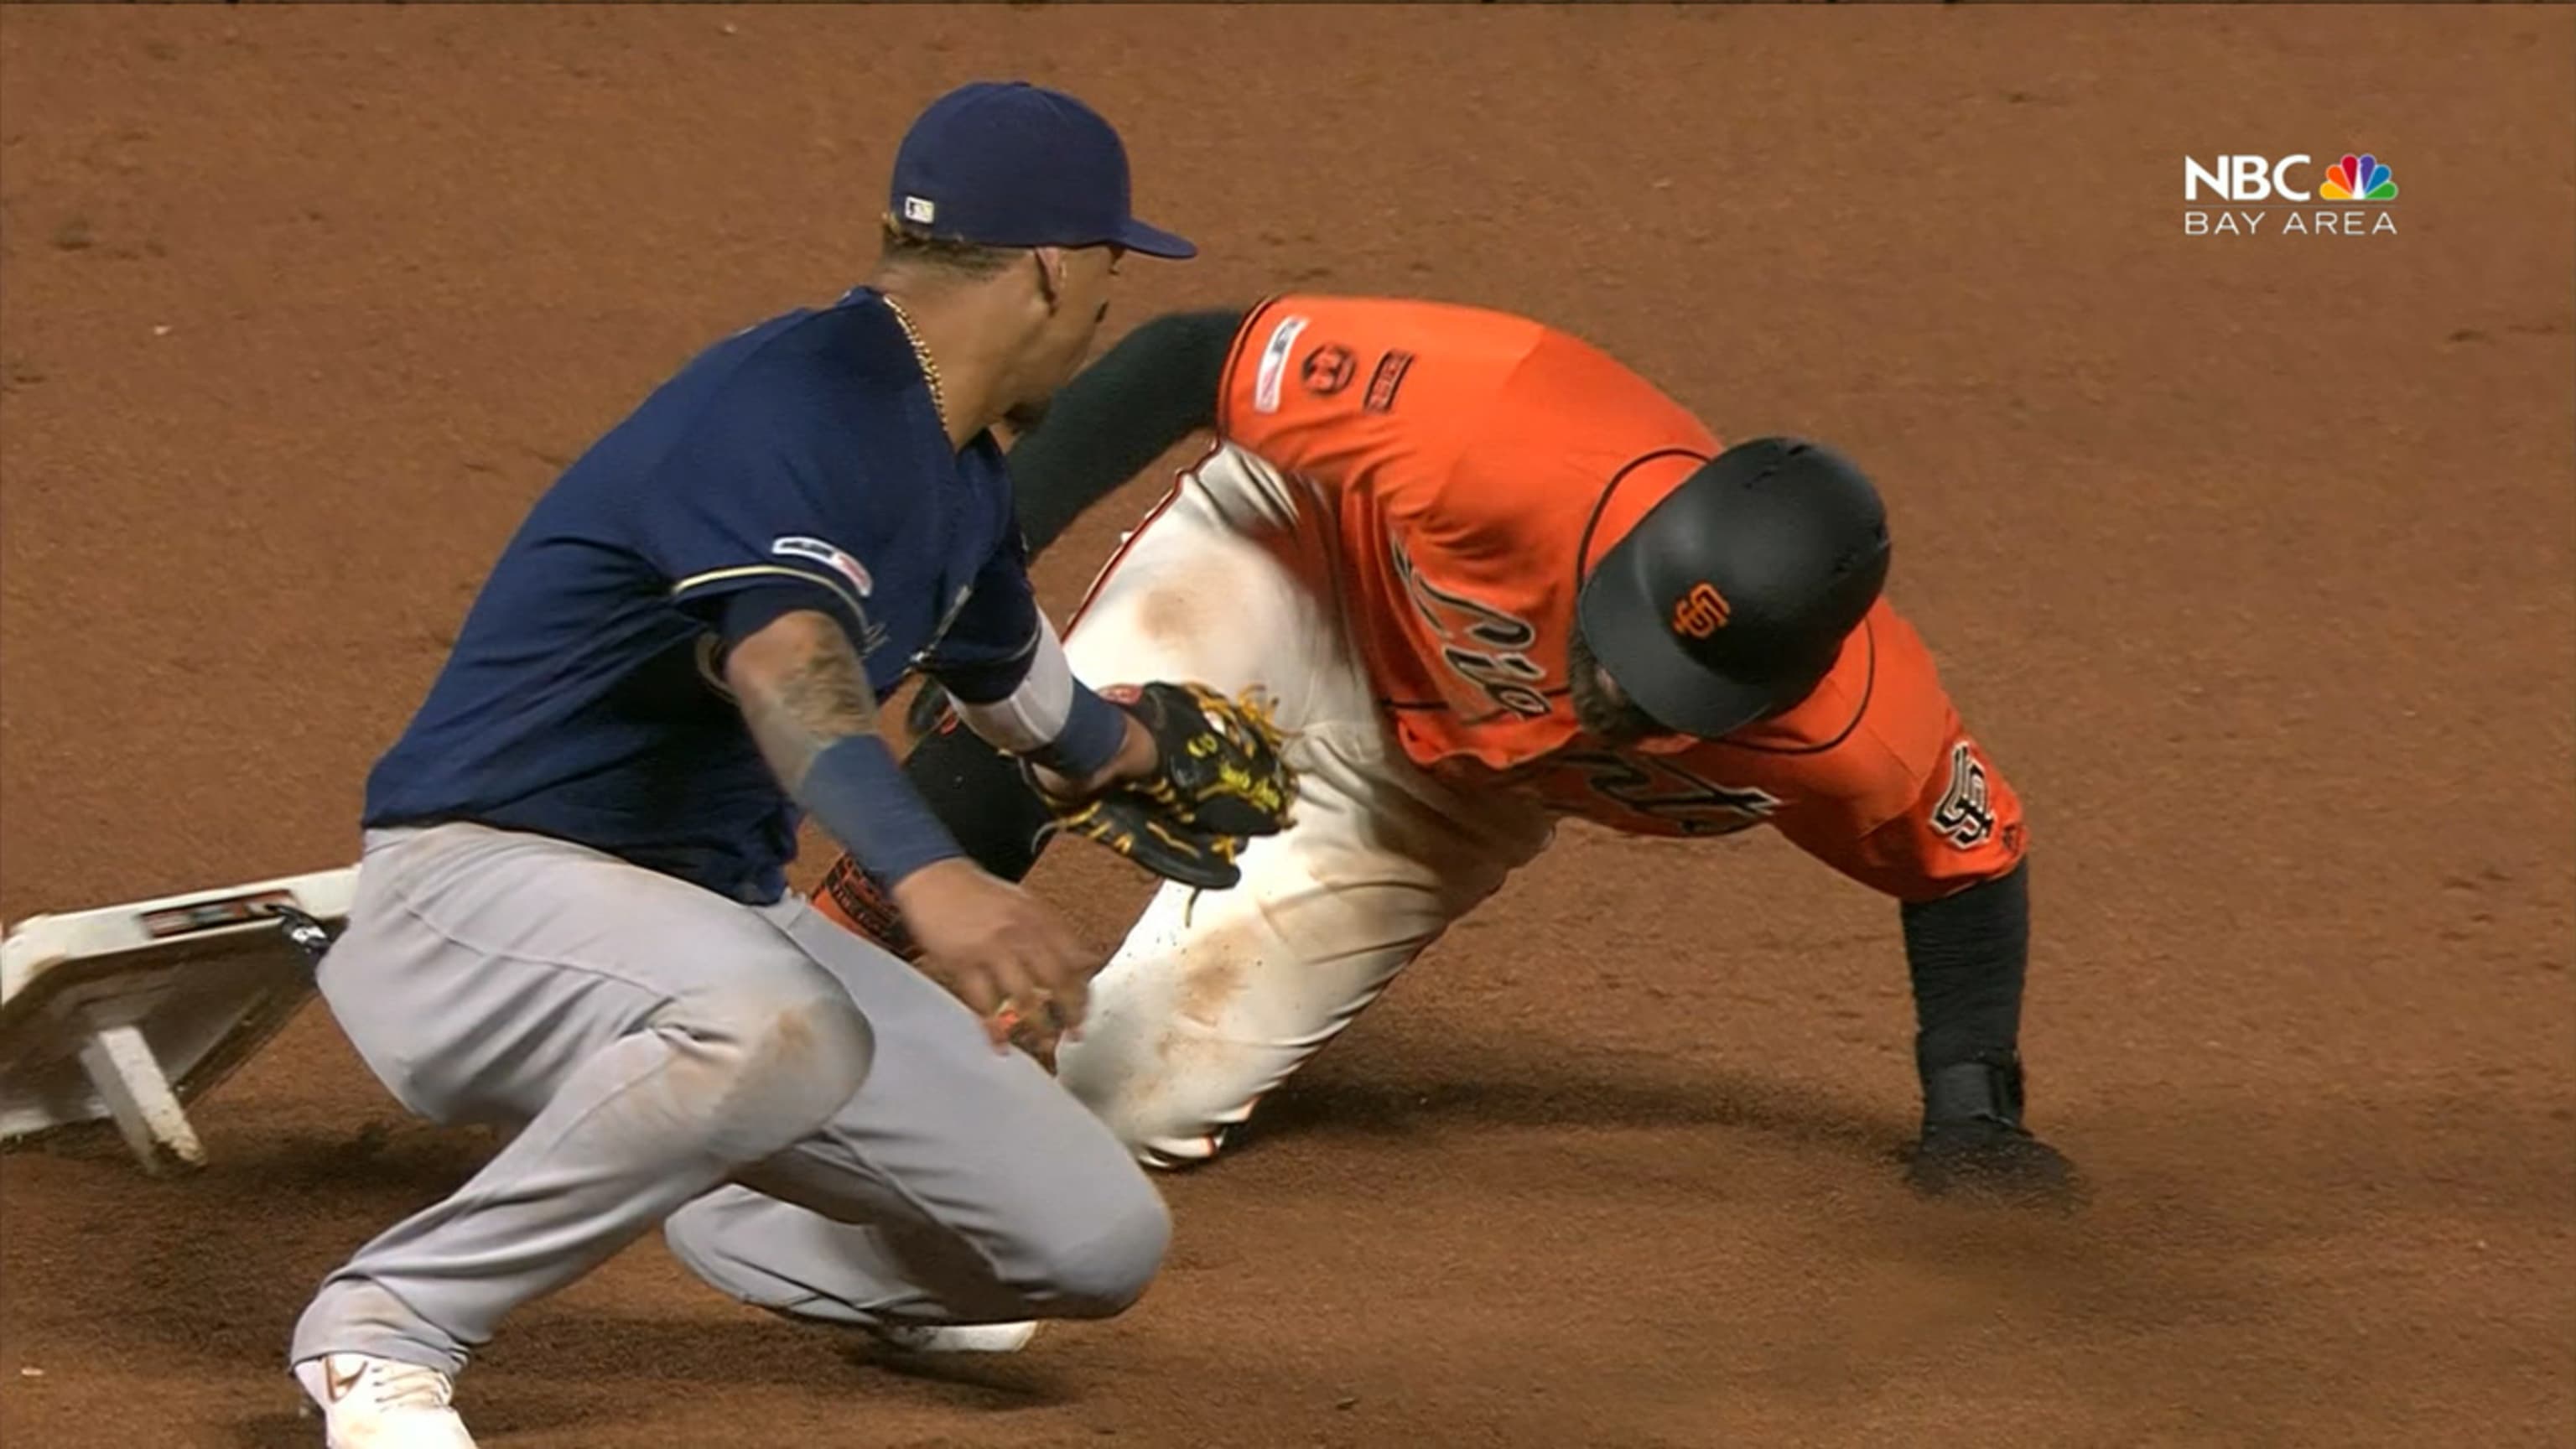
[286,83,1294,1448]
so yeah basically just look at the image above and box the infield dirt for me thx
[3,8,2570,1446]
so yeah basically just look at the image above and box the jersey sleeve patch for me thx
[1929,738,1999,849]
[1249,313,1310,415]
[1301,342,1358,397]
[1364,350,1415,413]
[766,535,875,600]
[667,536,881,652]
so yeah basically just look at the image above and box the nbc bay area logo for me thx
[2182,152,2399,237]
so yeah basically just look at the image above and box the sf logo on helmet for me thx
[1670,582,1730,639]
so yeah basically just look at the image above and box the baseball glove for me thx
[1032,682,1296,891]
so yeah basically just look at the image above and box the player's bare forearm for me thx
[725,609,1098,1048]
[724,609,883,793]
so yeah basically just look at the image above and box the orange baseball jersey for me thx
[1212,294,2026,901]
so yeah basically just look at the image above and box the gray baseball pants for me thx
[289,822,1169,1378]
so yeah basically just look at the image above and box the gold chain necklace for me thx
[880,293,948,431]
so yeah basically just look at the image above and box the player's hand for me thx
[1905,1117,2083,1208]
[1903,1055,2083,1208]
[891,859,1098,1056]
[1026,682,1299,891]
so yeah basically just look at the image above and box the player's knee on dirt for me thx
[959,1119,1174,1317]
[1016,1170,1171,1317]
[661,979,874,1163]
[904,718,1057,883]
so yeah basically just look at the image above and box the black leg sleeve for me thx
[901,719,1062,884]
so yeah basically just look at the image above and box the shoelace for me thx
[366,1361,457,1413]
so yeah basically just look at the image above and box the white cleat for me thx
[867,1320,1038,1354]
[293,1353,478,1448]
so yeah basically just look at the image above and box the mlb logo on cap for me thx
[901,195,937,225]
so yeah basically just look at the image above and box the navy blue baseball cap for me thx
[888,81,1196,259]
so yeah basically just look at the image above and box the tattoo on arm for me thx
[729,612,880,793]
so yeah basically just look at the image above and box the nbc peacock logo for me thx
[2319,153,2398,202]
[2182,148,2402,238]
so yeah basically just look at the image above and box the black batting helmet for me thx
[1574,438,1892,739]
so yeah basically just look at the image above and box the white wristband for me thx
[951,615,1075,754]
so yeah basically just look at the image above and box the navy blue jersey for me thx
[363,288,1040,904]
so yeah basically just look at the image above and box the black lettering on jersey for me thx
[1555,750,1781,836]
[1930,740,1996,849]
[1389,532,1550,718]
[1364,351,1415,413]
[1440,645,1550,718]
[1391,540,1532,650]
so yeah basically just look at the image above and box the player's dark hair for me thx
[875,216,1024,280]
[1566,621,1663,745]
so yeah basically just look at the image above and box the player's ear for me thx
[1031,247,1063,313]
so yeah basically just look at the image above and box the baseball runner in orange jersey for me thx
[822,293,2075,1204]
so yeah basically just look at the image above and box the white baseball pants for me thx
[1052,445,1555,1167]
